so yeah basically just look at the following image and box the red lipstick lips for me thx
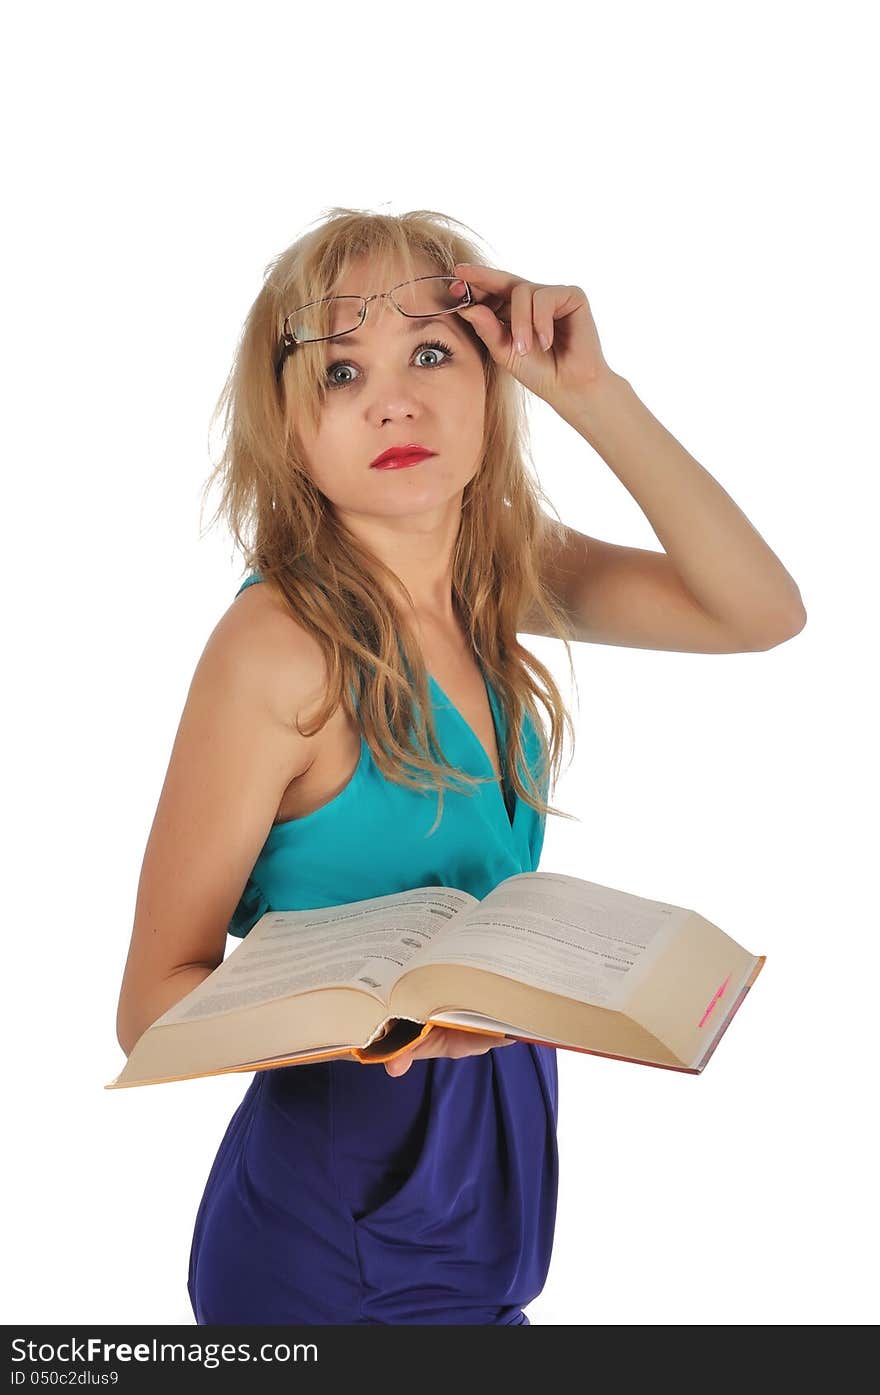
[369,444,437,469]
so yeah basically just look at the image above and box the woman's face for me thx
[293,257,487,523]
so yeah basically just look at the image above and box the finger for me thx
[384,1031,516,1073]
[384,1045,421,1076]
[446,1030,511,1058]
[532,285,558,352]
[383,1026,438,1076]
[454,261,525,302]
[455,298,512,354]
[452,262,519,324]
[509,280,536,357]
[386,1027,471,1072]
[385,1055,412,1076]
[453,274,516,358]
[449,274,502,314]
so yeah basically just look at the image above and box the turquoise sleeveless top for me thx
[187,570,559,1326]
[228,571,549,935]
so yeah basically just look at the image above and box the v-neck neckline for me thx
[427,669,517,830]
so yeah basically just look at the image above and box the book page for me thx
[156,886,476,1026]
[407,871,687,1009]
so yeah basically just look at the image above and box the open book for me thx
[106,871,765,1089]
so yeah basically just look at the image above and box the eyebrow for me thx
[323,316,466,348]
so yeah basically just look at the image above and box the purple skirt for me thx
[187,1040,558,1325]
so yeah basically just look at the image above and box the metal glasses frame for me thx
[273,274,473,383]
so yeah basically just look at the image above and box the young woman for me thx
[115,208,806,1326]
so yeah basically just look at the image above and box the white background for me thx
[5,0,877,1326]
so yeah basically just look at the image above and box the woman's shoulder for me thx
[212,574,330,729]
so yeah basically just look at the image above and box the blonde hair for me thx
[200,206,578,833]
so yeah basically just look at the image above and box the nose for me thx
[372,390,420,425]
[367,373,422,424]
[362,339,428,415]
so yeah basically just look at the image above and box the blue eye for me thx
[325,338,455,389]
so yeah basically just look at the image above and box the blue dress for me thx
[187,573,559,1325]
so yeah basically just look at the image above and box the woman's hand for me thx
[383,1025,516,1076]
[450,261,612,416]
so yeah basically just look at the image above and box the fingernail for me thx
[516,338,527,355]
[539,333,551,351]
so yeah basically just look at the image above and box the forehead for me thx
[320,258,468,346]
[322,315,468,348]
[330,252,438,293]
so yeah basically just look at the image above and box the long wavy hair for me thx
[200,206,579,833]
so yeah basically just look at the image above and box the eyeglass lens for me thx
[287,277,468,343]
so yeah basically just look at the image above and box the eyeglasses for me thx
[273,274,473,382]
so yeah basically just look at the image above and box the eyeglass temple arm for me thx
[275,323,296,382]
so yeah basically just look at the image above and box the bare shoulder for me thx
[211,575,330,734]
[115,576,336,1039]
